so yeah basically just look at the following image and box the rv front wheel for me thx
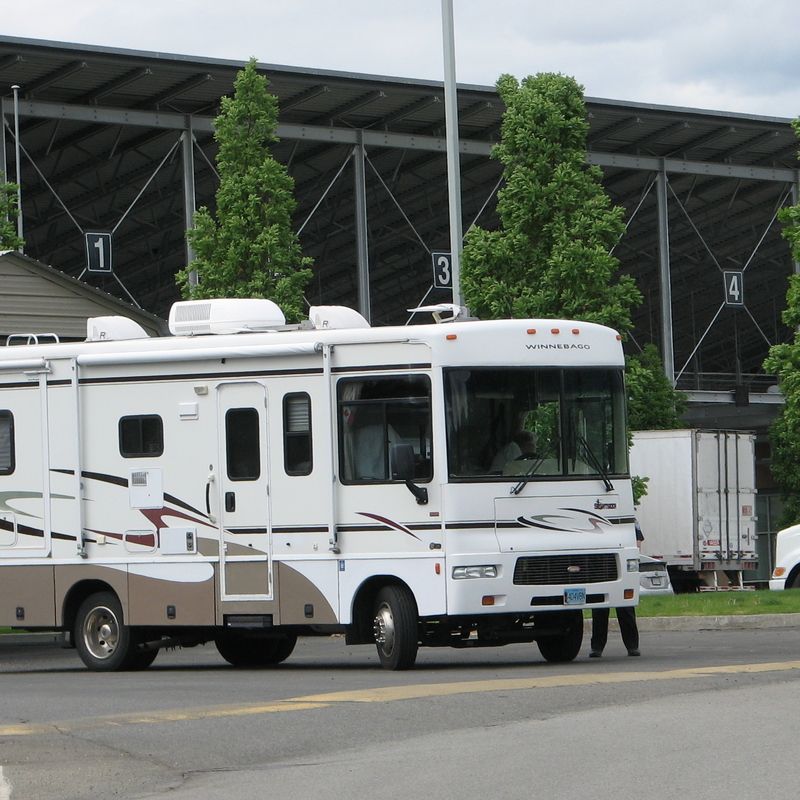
[372,585,418,670]
[535,609,584,663]
[74,591,149,672]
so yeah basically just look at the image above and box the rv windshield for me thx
[444,367,628,482]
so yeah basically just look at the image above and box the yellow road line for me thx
[2,660,800,736]
[294,659,800,703]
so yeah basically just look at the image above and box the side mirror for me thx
[391,444,428,505]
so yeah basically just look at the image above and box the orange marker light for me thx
[572,329,580,334]
[446,334,457,340]
[624,589,635,600]
[435,563,441,575]
[527,328,537,334]
[551,328,560,334]
[482,596,495,606]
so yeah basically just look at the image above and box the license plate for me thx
[564,587,586,605]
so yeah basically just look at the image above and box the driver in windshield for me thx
[490,429,537,473]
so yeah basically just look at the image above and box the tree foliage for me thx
[177,58,312,322]
[461,73,641,334]
[764,116,800,525]
[0,175,24,251]
[626,344,687,431]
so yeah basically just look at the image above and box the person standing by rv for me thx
[589,521,643,658]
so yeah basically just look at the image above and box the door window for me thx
[225,407,260,481]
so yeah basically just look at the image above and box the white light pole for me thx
[11,84,23,251]
[441,0,463,306]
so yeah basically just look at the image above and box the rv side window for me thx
[0,410,14,475]
[283,393,312,476]
[119,415,164,458]
[338,375,432,484]
[226,407,261,481]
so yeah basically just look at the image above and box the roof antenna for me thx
[407,303,470,323]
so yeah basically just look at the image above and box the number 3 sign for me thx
[432,252,452,288]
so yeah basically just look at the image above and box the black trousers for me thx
[590,607,639,652]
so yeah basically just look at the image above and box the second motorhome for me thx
[0,299,639,670]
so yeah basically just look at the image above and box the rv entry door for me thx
[215,381,272,601]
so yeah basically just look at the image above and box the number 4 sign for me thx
[723,271,744,306]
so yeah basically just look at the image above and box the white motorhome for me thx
[0,299,639,671]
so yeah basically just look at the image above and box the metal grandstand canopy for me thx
[1,34,799,399]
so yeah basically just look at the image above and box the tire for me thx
[215,633,297,667]
[372,585,419,671]
[535,609,584,663]
[74,591,151,672]
[130,645,159,670]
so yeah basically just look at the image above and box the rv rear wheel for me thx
[535,609,584,663]
[74,591,154,672]
[372,585,418,671]
[215,633,298,667]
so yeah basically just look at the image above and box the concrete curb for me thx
[584,612,800,634]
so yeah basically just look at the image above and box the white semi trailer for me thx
[630,429,758,591]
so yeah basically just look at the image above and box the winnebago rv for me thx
[0,299,639,671]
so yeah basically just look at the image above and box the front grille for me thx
[513,553,618,585]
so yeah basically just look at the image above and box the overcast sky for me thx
[5,0,800,120]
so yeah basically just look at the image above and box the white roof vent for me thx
[169,298,286,336]
[308,305,370,330]
[86,316,150,342]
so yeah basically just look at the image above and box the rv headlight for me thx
[627,558,639,573]
[452,565,498,580]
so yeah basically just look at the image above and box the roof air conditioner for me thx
[86,316,150,342]
[169,299,286,336]
[308,305,370,330]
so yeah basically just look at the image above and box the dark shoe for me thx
[627,649,641,657]
[589,650,602,658]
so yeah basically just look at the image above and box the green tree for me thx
[0,175,24,251]
[764,116,800,525]
[177,58,312,322]
[461,73,641,335]
[626,344,686,431]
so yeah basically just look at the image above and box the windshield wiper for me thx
[511,454,547,495]
[576,435,614,492]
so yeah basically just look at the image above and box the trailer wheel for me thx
[215,633,297,667]
[535,610,584,663]
[372,585,418,670]
[74,591,151,672]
